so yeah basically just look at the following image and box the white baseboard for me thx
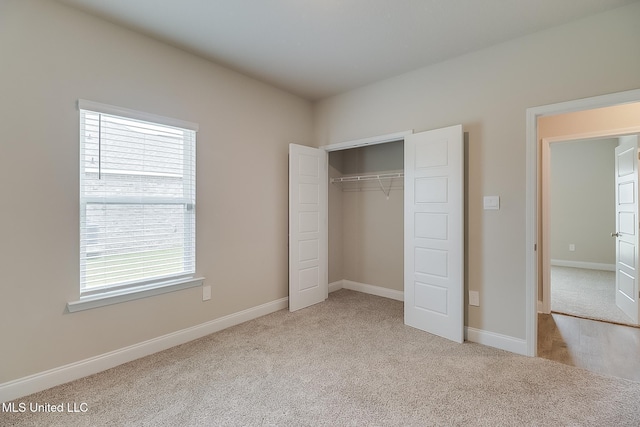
[537,300,550,314]
[0,297,289,403]
[465,327,528,356]
[550,259,615,271]
[342,280,404,301]
[328,280,344,293]
[3,285,532,402]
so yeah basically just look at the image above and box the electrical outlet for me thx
[202,285,211,301]
[483,196,500,210]
[569,244,575,252]
[469,291,480,307]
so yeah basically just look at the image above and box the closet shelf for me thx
[331,171,404,199]
[330,172,404,184]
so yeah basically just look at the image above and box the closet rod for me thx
[330,172,404,184]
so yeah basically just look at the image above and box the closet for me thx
[328,140,405,296]
[289,125,465,343]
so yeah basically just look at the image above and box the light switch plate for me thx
[483,196,500,210]
[202,285,211,301]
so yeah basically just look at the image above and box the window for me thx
[78,100,198,301]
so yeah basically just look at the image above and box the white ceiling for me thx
[57,0,638,100]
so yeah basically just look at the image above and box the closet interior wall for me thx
[328,140,404,292]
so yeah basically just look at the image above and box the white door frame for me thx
[318,130,413,300]
[525,88,640,356]
[320,130,413,152]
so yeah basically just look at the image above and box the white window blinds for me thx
[79,100,197,295]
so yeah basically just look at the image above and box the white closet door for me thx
[289,144,328,311]
[404,125,464,343]
[614,135,639,324]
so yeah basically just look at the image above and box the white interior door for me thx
[404,125,464,343]
[614,135,639,324]
[289,144,328,312]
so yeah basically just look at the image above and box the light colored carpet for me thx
[551,266,634,325]
[3,290,640,426]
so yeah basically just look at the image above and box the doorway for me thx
[525,89,640,356]
[328,140,405,299]
[547,137,632,325]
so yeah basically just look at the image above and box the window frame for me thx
[68,100,202,312]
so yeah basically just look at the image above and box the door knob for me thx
[611,232,621,237]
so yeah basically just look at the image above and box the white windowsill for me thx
[67,276,204,313]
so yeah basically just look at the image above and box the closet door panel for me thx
[415,213,448,240]
[414,282,448,314]
[289,144,328,311]
[415,177,448,203]
[405,125,464,343]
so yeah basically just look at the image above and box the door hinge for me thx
[534,244,537,251]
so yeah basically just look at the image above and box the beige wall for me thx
[315,3,640,338]
[0,0,313,383]
[538,103,640,141]
[550,139,618,265]
[342,189,404,291]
